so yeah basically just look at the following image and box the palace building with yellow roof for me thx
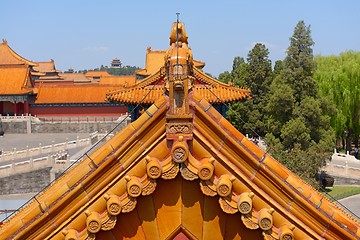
[0,23,248,118]
[0,20,359,240]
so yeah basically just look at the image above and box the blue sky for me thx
[1,1,359,77]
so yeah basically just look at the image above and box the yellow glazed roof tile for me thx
[107,85,250,104]
[0,65,34,95]
[1,87,359,240]
[0,39,37,66]
[99,75,136,86]
[32,60,59,73]
[35,85,120,104]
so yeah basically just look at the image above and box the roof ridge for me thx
[0,40,37,66]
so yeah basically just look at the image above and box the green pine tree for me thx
[227,43,273,137]
[264,21,335,187]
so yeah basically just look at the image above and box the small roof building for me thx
[111,58,122,68]
[85,71,111,82]
[31,59,63,84]
[135,47,205,79]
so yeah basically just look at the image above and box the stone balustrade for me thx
[0,114,131,134]
[322,149,360,180]
[0,136,92,162]
[324,162,360,179]
[0,150,73,178]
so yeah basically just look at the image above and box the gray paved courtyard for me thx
[339,194,360,221]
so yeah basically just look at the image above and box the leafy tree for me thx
[264,20,335,186]
[218,71,232,84]
[231,57,248,87]
[81,65,140,76]
[220,21,337,187]
[232,56,245,71]
[269,143,330,184]
[106,65,140,76]
[273,60,283,75]
[314,51,360,151]
[265,83,295,136]
[280,118,311,150]
[246,43,272,100]
[283,20,316,102]
[227,43,273,136]
[265,20,326,142]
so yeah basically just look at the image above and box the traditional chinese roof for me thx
[107,24,249,105]
[135,48,167,77]
[35,85,119,104]
[108,84,249,104]
[136,47,205,77]
[59,73,92,84]
[85,71,111,78]
[0,65,34,95]
[99,75,136,86]
[1,91,359,239]
[0,39,37,66]
[2,20,359,240]
[106,65,250,104]
[32,60,60,74]
[31,60,64,83]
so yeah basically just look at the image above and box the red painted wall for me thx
[29,105,128,117]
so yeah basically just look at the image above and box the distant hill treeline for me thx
[80,65,141,76]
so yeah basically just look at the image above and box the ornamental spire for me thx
[165,14,194,142]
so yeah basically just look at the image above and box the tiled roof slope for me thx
[0,39,37,66]
[99,75,136,86]
[85,71,111,78]
[107,85,249,104]
[136,48,166,76]
[106,67,250,105]
[59,73,91,83]
[1,92,359,239]
[35,85,120,104]
[0,65,34,95]
[32,60,59,74]
[136,48,205,77]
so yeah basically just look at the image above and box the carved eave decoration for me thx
[2,91,360,239]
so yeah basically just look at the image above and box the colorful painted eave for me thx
[1,92,359,240]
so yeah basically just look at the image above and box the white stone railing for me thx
[0,114,41,123]
[323,163,360,179]
[323,150,360,179]
[0,113,130,123]
[0,137,92,162]
[0,150,73,178]
[0,131,111,179]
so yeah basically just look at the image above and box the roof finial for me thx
[176,13,180,75]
